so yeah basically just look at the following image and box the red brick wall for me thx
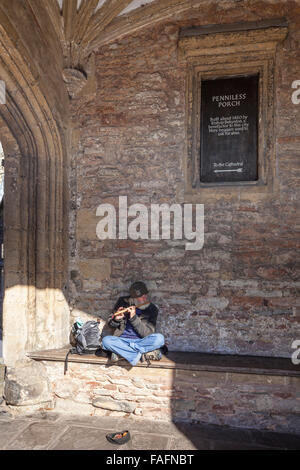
[69,1,300,358]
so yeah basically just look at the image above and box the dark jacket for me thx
[107,296,158,338]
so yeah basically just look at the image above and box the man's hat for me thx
[129,281,149,298]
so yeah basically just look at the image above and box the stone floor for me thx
[0,409,299,450]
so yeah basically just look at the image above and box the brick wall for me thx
[40,361,300,434]
[69,1,300,357]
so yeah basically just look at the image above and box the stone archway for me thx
[0,24,70,366]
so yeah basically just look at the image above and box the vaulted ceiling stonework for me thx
[44,0,208,97]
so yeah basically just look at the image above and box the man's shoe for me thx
[146,349,163,361]
[140,349,162,363]
[110,352,122,363]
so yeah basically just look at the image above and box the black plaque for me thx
[200,75,259,183]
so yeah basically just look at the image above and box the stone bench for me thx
[14,349,300,435]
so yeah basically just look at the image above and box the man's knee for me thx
[152,333,165,348]
[102,335,116,350]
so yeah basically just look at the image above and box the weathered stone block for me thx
[54,399,93,415]
[92,397,136,413]
[4,362,52,406]
[54,381,80,399]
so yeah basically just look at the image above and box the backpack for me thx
[64,320,102,375]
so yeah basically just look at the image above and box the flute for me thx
[112,301,149,318]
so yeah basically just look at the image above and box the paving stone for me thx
[49,425,131,450]
[0,419,30,449]
[54,414,125,429]
[209,440,271,450]
[5,421,68,450]
[116,416,180,435]
[1,414,300,450]
[245,427,300,450]
[126,432,170,451]
[0,410,13,419]
[170,435,212,450]
[174,421,300,450]
[22,411,62,422]
[175,420,253,445]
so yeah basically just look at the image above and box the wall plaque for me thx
[200,74,259,183]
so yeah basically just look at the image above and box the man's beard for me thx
[129,298,150,310]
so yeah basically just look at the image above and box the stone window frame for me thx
[178,19,288,201]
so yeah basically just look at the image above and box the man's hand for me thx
[113,307,125,321]
[127,306,136,319]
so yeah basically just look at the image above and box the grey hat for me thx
[129,281,149,298]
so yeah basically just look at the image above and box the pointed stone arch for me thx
[0,23,70,366]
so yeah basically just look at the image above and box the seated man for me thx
[102,281,165,366]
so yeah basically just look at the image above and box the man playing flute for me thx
[102,281,165,365]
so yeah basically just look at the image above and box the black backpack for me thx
[64,321,103,374]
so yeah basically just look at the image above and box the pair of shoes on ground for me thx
[140,349,162,363]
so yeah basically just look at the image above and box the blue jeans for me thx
[102,333,165,366]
